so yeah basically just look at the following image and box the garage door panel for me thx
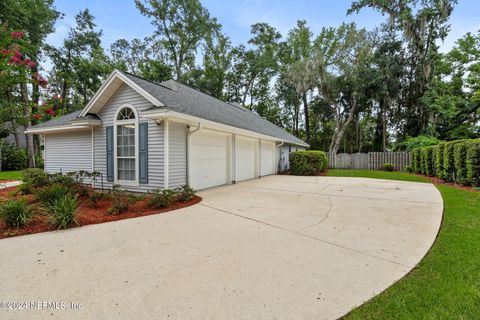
[190,131,228,190]
[236,136,256,182]
[261,141,275,176]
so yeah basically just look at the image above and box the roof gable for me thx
[78,70,164,117]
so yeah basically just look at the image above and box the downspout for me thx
[91,127,95,188]
[189,122,202,135]
[164,119,170,189]
[276,141,285,173]
[186,122,202,186]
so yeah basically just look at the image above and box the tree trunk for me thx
[329,100,358,154]
[0,141,2,171]
[294,101,300,135]
[61,49,71,112]
[302,92,310,144]
[382,99,387,152]
[21,83,35,167]
[10,118,21,148]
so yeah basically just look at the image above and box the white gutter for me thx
[25,125,91,134]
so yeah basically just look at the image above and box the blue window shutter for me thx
[106,126,114,182]
[139,122,148,183]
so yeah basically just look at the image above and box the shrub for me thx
[411,148,422,173]
[289,151,328,176]
[87,192,110,208]
[107,184,129,214]
[147,188,177,209]
[383,163,394,171]
[1,142,27,170]
[402,165,413,173]
[396,135,440,151]
[466,141,480,187]
[66,170,100,196]
[443,140,466,182]
[48,194,79,229]
[37,184,73,207]
[421,146,435,177]
[16,183,32,195]
[127,193,145,204]
[34,153,44,169]
[435,142,446,178]
[0,198,32,229]
[22,168,49,188]
[176,185,195,202]
[454,142,470,184]
[49,173,76,189]
[431,145,438,173]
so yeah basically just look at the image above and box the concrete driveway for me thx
[0,176,442,320]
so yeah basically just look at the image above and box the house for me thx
[26,70,308,191]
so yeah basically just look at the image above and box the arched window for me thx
[115,106,138,182]
[117,107,135,120]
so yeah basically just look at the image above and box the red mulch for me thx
[419,175,479,192]
[77,196,201,226]
[0,180,19,183]
[0,186,202,239]
[278,170,327,176]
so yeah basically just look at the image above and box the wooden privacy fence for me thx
[327,152,410,171]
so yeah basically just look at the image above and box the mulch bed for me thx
[419,175,479,192]
[278,170,327,176]
[0,186,202,239]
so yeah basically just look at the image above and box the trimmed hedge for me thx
[454,142,469,184]
[466,141,480,187]
[411,148,422,174]
[435,142,446,178]
[411,139,480,186]
[443,140,466,182]
[421,146,436,177]
[289,151,328,176]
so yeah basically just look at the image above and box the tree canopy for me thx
[0,0,478,166]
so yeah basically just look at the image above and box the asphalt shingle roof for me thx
[31,71,308,147]
[123,72,308,146]
[32,110,82,128]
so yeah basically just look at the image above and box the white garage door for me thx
[236,136,257,182]
[190,130,229,190]
[261,141,275,176]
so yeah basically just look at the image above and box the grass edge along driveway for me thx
[327,169,480,319]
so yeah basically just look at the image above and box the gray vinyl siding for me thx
[93,83,164,192]
[168,122,187,188]
[45,130,92,174]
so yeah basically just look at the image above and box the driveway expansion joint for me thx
[199,202,410,268]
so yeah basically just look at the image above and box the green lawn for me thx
[327,169,430,183]
[0,170,23,181]
[326,170,480,319]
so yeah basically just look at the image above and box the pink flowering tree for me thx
[0,25,59,164]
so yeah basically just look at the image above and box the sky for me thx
[46,0,480,54]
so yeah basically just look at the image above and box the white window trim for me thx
[113,104,139,186]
